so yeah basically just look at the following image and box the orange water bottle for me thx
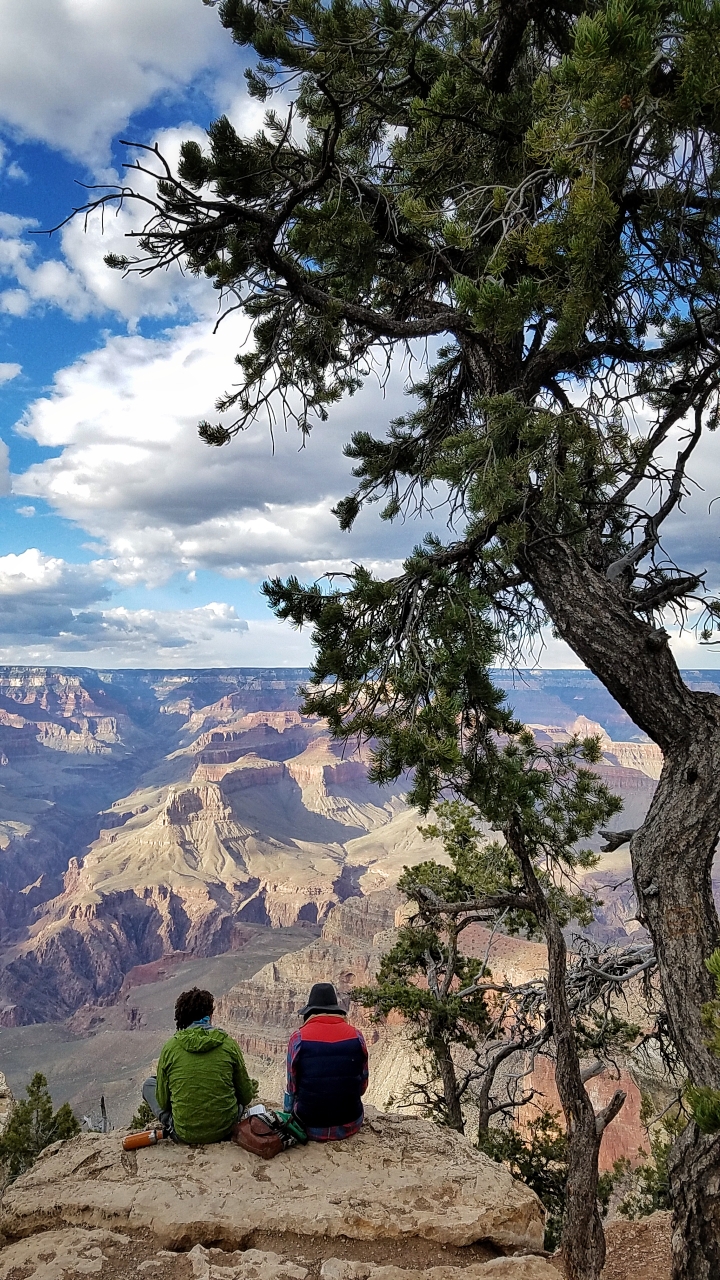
[122,1128,164,1150]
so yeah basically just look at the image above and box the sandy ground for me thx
[601,1212,672,1280]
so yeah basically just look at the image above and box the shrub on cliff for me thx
[480,1109,614,1252]
[0,1073,79,1179]
[129,1100,156,1132]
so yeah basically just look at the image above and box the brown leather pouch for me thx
[232,1114,284,1159]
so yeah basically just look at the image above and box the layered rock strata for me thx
[0,1233,561,1280]
[217,894,410,1107]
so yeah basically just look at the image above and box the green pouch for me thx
[273,1109,309,1146]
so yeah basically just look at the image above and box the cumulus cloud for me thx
[0,0,232,165]
[0,362,20,384]
[0,127,216,324]
[0,211,95,319]
[0,141,27,183]
[0,547,262,666]
[14,316,423,585]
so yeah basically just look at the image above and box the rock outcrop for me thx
[1,1116,545,1255]
[0,1231,560,1280]
[0,1072,13,1133]
[0,672,438,1024]
[316,1263,557,1280]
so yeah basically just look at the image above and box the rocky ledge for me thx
[0,1231,558,1280]
[0,1112,551,1276]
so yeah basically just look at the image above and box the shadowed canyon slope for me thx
[0,664,717,1030]
[0,668,430,1025]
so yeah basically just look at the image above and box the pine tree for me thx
[69,2,720,1272]
[0,1073,80,1179]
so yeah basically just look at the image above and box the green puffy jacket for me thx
[155,1027,254,1144]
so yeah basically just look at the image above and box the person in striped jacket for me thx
[284,982,369,1141]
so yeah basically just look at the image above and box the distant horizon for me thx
[0,663,717,676]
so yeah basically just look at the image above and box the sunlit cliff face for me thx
[0,665,704,1028]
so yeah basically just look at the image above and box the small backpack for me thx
[232,1106,307,1159]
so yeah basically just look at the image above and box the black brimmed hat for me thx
[300,982,347,1019]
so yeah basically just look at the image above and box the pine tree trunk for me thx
[432,1032,465,1132]
[522,538,720,1280]
[668,1124,720,1280]
[507,821,624,1280]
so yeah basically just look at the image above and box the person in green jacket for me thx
[141,987,255,1144]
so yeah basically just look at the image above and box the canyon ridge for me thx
[0,664,717,1139]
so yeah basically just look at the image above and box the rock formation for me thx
[0,670,441,1024]
[0,1073,13,1134]
[0,1116,546,1255]
[0,1231,561,1280]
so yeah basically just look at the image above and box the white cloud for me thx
[0,548,109,605]
[0,611,305,669]
[0,0,233,166]
[0,128,220,324]
[0,362,20,384]
[0,547,260,665]
[0,141,27,183]
[14,316,421,585]
[0,212,95,319]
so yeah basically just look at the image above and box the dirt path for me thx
[601,1213,671,1280]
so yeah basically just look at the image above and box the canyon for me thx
[0,664,717,1158]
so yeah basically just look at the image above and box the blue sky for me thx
[0,0,717,669]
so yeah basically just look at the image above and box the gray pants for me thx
[142,1076,174,1134]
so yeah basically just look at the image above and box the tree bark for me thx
[431,1027,465,1132]
[668,1123,720,1280]
[522,537,720,1279]
[507,819,625,1280]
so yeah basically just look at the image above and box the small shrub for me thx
[0,1072,79,1179]
[480,1107,615,1251]
[480,1110,568,1251]
[129,1099,156,1132]
[613,1102,685,1219]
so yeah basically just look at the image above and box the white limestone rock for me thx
[319,1257,558,1279]
[0,1227,129,1280]
[1,1113,544,1254]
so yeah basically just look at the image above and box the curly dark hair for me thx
[175,987,214,1030]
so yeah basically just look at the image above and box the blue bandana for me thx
[188,1016,212,1029]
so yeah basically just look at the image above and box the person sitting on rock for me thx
[142,986,254,1144]
[284,982,368,1141]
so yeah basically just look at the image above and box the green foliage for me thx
[612,1095,686,1218]
[94,3,720,589]
[686,947,720,1131]
[0,1073,80,1179]
[354,778,619,1133]
[129,1099,156,1132]
[481,1109,613,1252]
[354,803,494,1128]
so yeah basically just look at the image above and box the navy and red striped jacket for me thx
[284,1014,369,1141]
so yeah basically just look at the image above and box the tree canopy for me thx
[70,1,720,1273]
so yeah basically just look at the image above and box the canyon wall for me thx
[0,664,714,1035]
